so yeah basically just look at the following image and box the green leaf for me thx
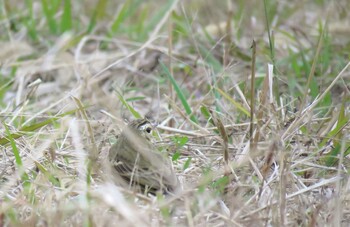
[172,151,181,161]
[200,105,211,119]
[5,206,19,225]
[183,157,192,170]
[171,136,188,162]
[200,105,216,126]
[172,135,188,147]
[212,175,229,194]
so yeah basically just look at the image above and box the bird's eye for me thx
[145,127,152,133]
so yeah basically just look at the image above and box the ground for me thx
[0,0,350,226]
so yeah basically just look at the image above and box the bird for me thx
[108,119,179,194]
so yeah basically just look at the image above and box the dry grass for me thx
[1,0,350,226]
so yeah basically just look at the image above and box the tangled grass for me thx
[0,0,350,226]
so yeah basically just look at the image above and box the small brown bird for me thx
[108,119,179,194]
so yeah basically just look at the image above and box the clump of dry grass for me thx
[0,0,350,226]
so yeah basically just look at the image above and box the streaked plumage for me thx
[108,119,179,194]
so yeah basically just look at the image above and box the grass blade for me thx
[41,0,58,34]
[87,0,108,33]
[34,161,60,187]
[3,123,30,186]
[215,87,250,117]
[0,107,84,146]
[198,44,222,73]
[61,0,72,32]
[116,92,142,119]
[110,0,131,34]
[160,62,198,123]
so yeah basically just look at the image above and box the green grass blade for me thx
[160,62,198,123]
[171,11,190,41]
[0,107,84,145]
[110,0,143,35]
[198,44,222,73]
[216,87,250,117]
[125,96,146,102]
[324,143,350,167]
[60,0,72,32]
[263,0,274,62]
[200,105,215,126]
[197,44,223,112]
[3,123,23,167]
[34,161,60,187]
[110,0,131,34]
[24,0,39,40]
[41,0,58,34]
[116,92,142,119]
[87,0,108,33]
[142,0,175,40]
[319,102,349,149]
[134,7,148,40]
[183,157,192,170]
[3,123,30,185]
